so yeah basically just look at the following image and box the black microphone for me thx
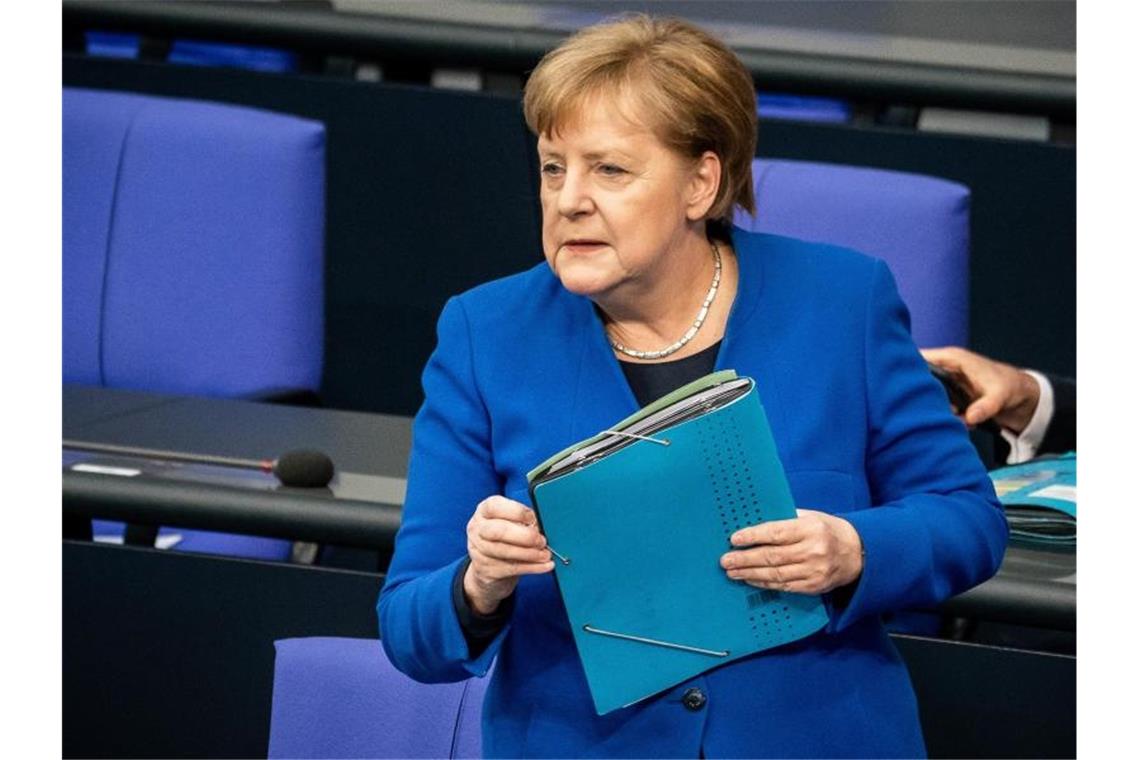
[270,450,336,488]
[62,440,336,488]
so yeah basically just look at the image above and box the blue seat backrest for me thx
[63,87,326,397]
[63,90,149,386]
[736,158,971,348]
[84,32,298,72]
[757,93,851,124]
[269,637,490,759]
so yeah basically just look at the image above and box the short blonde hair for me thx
[523,15,757,232]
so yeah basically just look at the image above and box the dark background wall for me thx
[64,54,1074,416]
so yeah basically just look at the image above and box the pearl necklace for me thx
[608,241,722,361]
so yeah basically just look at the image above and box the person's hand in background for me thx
[921,346,1041,434]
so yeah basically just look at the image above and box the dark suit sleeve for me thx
[1039,374,1076,455]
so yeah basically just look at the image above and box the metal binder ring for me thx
[548,546,571,565]
[600,430,670,446]
[582,624,729,658]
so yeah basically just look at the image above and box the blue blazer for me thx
[379,229,1008,759]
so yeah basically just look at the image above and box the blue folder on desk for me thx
[527,371,828,715]
[989,453,1076,547]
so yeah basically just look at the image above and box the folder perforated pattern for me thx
[529,373,828,714]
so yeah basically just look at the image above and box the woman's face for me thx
[537,99,710,299]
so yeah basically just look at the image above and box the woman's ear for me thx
[686,151,722,221]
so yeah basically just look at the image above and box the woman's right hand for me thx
[464,496,554,615]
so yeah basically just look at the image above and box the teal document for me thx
[528,372,828,715]
[989,453,1075,547]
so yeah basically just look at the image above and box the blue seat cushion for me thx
[269,637,488,758]
[90,520,292,561]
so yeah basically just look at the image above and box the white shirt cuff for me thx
[1000,370,1054,464]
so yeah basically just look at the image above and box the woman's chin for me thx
[548,255,622,298]
[554,271,616,298]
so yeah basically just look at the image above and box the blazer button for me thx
[682,687,707,711]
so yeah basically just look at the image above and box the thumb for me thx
[964,395,1000,427]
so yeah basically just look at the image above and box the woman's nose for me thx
[557,172,594,218]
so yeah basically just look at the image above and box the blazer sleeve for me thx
[377,296,510,682]
[830,260,1010,631]
[1039,373,1076,455]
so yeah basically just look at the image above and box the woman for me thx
[379,16,1007,758]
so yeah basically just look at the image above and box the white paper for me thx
[92,533,184,549]
[1029,484,1077,503]
[72,463,141,477]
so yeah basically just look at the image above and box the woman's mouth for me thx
[563,240,608,255]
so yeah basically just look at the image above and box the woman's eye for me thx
[598,164,627,176]
[541,163,564,177]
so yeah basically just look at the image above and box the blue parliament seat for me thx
[167,40,299,73]
[737,158,970,348]
[757,93,852,124]
[85,31,299,72]
[83,31,141,59]
[63,87,326,560]
[268,637,488,759]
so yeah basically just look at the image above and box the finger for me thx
[720,544,803,571]
[726,561,815,585]
[919,347,965,371]
[964,395,1001,426]
[513,561,556,576]
[471,538,552,565]
[478,496,538,526]
[476,518,545,548]
[919,347,949,367]
[473,558,555,581]
[731,517,802,547]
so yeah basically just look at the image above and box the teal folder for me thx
[527,371,828,715]
[989,453,1076,547]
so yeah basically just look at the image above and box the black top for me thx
[618,341,722,407]
[453,341,723,654]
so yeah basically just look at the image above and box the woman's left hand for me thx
[720,509,864,595]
